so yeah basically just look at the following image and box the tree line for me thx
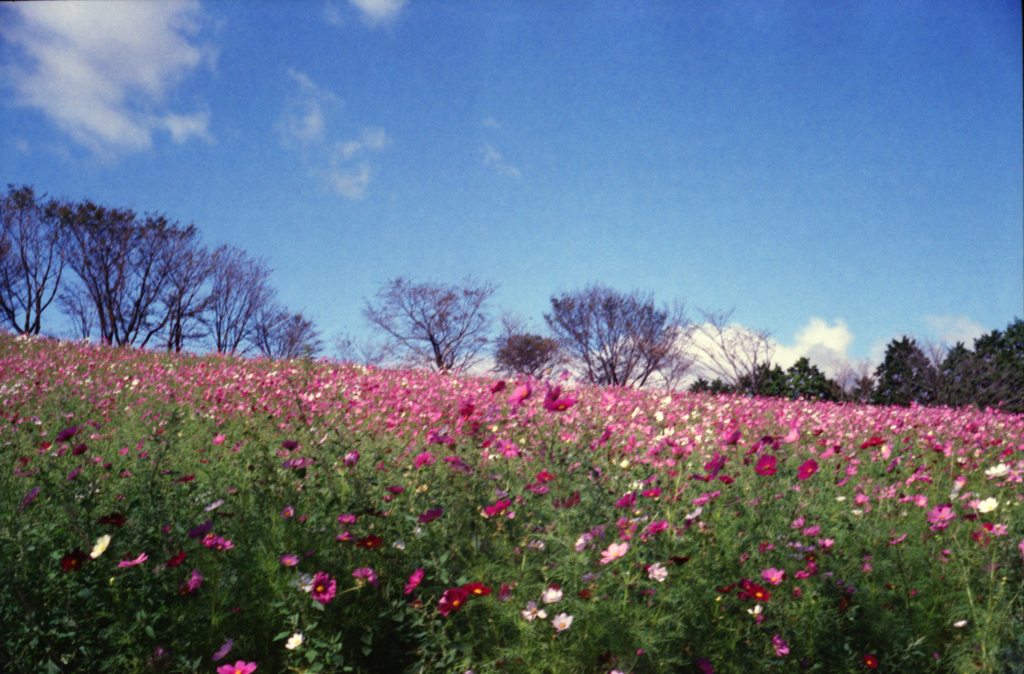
[0,184,322,358]
[5,184,1021,415]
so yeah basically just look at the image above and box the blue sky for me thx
[2,0,1021,374]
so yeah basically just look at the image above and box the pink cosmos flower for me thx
[212,434,226,445]
[790,517,805,529]
[212,639,233,662]
[404,568,424,594]
[281,505,295,518]
[927,504,956,531]
[508,383,531,409]
[600,542,629,564]
[414,452,435,469]
[541,585,563,603]
[543,386,576,412]
[797,460,818,481]
[180,569,203,595]
[772,634,790,657]
[280,554,299,566]
[761,568,785,586]
[483,499,511,517]
[216,661,257,674]
[310,571,336,604]
[118,552,149,568]
[352,567,379,587]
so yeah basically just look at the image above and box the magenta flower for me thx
[280,554,299,566]
[281,505,295,518]
[754,455,777,476]
[216,661,257,674]
[212,434,226,445]
[615,492,636,509]
[695,657,714,674]
[343,450,360,466]
[180,568,203,595]
[761,568,785,586]
[414,452,435,469]
[797,460,818,481]
[404,568,424,594]
[21,486,40,510]
[118,552,149,568]
[311,571,337,604]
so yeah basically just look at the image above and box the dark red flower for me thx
[417,508,443,524]
[356,534,384,549]
[55,426,79,443]
[438,587,470,615]
[166,550,186,567]
[176,474,195,483]
[462,582,491,597]
[281,440,299,450]
[859,436,885,449]
[72,443,88,456]
[60,548,88,572]
[99,512,127,527]
[553,491,580,508]
[862,654,879,669]
[535,471,555,483]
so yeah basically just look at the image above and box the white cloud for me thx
[279,68,341,147]
[771,318,854,373]
[482,117,501,130]
[347,0,407,25]
[339,126,389,159]
[481,142,521,179]
[684,317,855,386]
[279,71,388,200]
[924,315,987,347]
[323,163,372,200]
[1,1,215,158]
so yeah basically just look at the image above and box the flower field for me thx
[2,333,1023,674]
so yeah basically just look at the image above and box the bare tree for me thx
[544,285,691,388]
[161,236,215,352]
[687,308,776,391]
[206,246,276,354]
[830,357,875,403]
[493,313,564,378]
[0,185,70,334]
[363,276,497,372]
[61,201,195,347]
[335,333,393,366]
[252,311,323,360]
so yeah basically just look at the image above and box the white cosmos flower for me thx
[285,633,304,650]
[977,497,998,513]
[90,534,111,559]
[985,464,1009,478]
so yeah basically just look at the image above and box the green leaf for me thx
[361,646,372,657]
[273,631,291,641]
[305,649,319,663]
[311,600,325,612]
[144,626,156,639]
